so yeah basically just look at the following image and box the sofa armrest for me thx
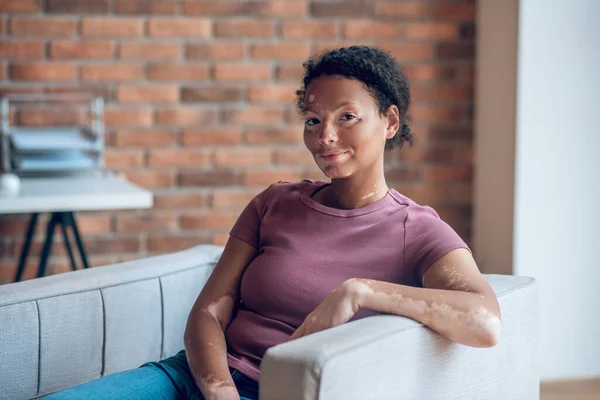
[259,275,539,400]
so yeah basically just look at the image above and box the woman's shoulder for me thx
[266,179,327,197]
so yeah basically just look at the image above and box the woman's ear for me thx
[384,105,400,140]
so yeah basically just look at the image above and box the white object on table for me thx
[0,173,153,214]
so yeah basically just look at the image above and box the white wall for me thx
[514,0,600,380]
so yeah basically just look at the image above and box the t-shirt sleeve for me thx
[228,185,272,249]
[404,204,471,286]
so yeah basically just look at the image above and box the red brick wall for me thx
[0,0,475,283]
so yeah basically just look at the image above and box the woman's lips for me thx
[319,151,349,163]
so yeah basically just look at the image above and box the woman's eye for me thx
[305,118,319,126]
[341,114,356,121]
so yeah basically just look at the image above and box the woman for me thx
[46,46,501,400]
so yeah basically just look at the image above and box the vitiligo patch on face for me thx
[308,94,315,103]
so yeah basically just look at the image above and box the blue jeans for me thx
[43,350,259,400]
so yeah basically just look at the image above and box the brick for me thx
[247,85,297,103]
[242,169,301,186]
[116,214,178,232]
[17,108,83,127]
[10,17,77,37]
[104,149,145,168]
[412,105,465,123]
[251,43,310,60]
[123,170,176,189]
[343,21,399,39]
[284,108,303,124]
[378,43,434,61]
[215,20,274,38]
[114,129,176,147]
[433,2,476,21]
[180,212,238,231]
[276,64,304,81]
[53,86,111,103]
[104,107,154,127]
[81,64,143,82]
[385,166,423,182]
[223,107,284,125]
[212,234,228,246]
[183,0,245,16]
[153,192,207,209]
[423,145,473,164]
[148,234,209,253]
[147,63,209,82]
[0,17,4,34]
[404,65,445,82]
[431,84,473,102]
[0,63,6,81]
[404,23,459,40]
[50,40,115,59]
[147,18,212,38]
[179,169,238,187]
[116,85,179,103]
[119,42,182,60]
[73,214,113,235]
[373,1,428,18]
[155,108,216,126]
[245,127,301,144]
[274,148,314,166]
[86,237,141,255]
[310,1,369,17]
[212,148,271,167]
[82,17,144,37]
[10,62,76,81]
[115,0,177,14]
[148,149,208,168]
[0,40,44,59]
[46,0,110,13]
[281,21,336,39]
[0,0,41,12]
[186,42,246,60]
[248,0,308,17]
[436,43,474,60]
[301,168,327,181]
[425,166,472,182]
[181,128,243,146]
[214,63,271,82]
[211,189,260,209]
[181,87,243,102]
[427,125,473,143]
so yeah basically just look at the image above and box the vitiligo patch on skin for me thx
[354,279,501,346]
[308,94,315,103]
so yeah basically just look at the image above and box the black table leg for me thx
[67,212,90,270]
[14,213,39,282]
[58,212,77,272]
[38,213,59,278]
[14,211,92,281]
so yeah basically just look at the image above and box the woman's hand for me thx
[289,279,364,341]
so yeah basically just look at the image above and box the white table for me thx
[0,173,153,281]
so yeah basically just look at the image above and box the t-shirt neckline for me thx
[299,180,395,217]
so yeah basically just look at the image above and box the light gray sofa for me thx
[0,245,539,400]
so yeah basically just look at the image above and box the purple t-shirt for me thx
[225,180,469,381]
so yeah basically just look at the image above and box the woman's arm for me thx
[184,236,257,400]
[351,248,501,348]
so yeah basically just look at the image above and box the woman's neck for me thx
[315,175,390,210]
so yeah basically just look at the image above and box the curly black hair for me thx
[296,45,414,150]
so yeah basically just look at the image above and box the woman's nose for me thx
[318,122,338,144]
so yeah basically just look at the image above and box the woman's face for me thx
[302,76,398,180]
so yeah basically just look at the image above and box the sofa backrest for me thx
[0,245,223,400]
